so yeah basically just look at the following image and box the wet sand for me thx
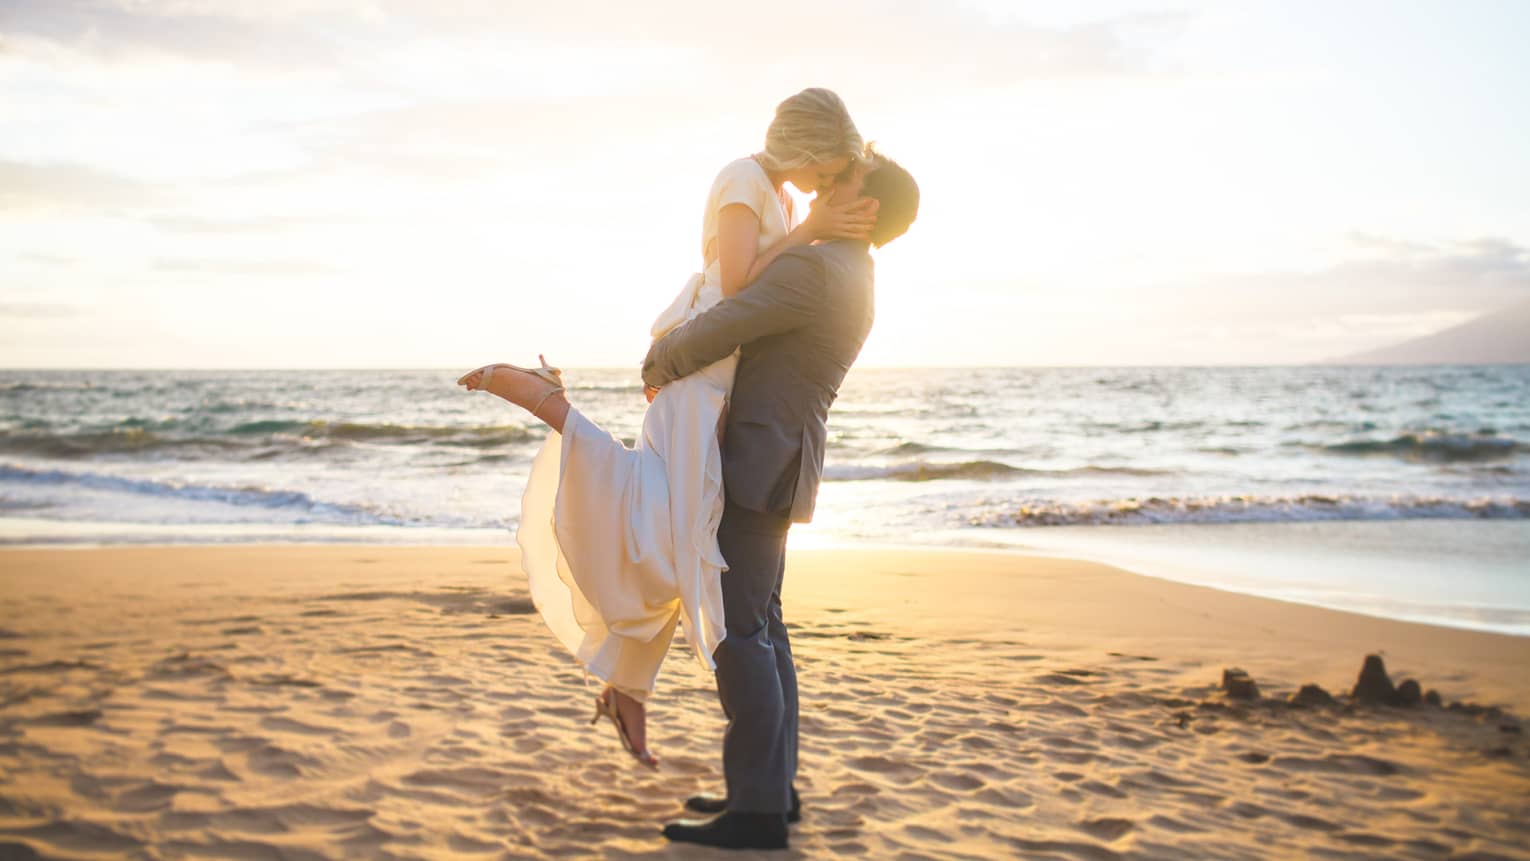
[1,545,1527,859]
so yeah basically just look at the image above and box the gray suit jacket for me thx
[642,241,874,522]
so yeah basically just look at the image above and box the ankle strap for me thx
[530,386,565,424]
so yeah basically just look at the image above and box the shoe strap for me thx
[530,386,565,421]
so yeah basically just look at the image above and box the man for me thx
[642,151,919,851]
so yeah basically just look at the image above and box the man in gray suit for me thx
[645,152,919,851]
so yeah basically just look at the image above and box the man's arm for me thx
[642,250,824,388]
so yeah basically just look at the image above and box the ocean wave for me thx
[0,428,239,457]
[1317,432,1523,462]
[244,420,539,447]
[0,463,396,524]
[567,382,646,393]
[828,460,1022,481]
[0,381,97,393]
[0,420,540,457]
[824,460,1174,482]
[1088,420,1208,434]
[970,494,1530,528]
[875,441,947,456]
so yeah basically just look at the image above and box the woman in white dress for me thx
[457,89,874,767]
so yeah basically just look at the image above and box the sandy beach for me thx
[1,545,1527,859]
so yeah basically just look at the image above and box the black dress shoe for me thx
[662,811,788,850]
[685,786,801,823]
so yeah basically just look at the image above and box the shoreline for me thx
[5,517,1529,639]
[2,544,1530,715]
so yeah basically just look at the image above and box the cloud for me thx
[1,1,1196,203]
[1327,235,1530,292]
[1076,234,1530,362]
[1177,236,1530,311]
[378,1,1191,78]
[0,301,84,318]
[1,0,1190,85]
[15,252,85,265]
[0,0,343,67]
[150,257,336,276]
[0,159,155,212]
[145,214,352,233]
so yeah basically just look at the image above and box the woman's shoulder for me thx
[709,156,771,196]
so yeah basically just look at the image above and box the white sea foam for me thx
[1,365,1527,540]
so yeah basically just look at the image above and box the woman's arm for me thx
[715,196,879,298]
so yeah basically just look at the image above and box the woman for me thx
[458,88,874,767]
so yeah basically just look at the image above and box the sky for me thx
[2,0,1528,368]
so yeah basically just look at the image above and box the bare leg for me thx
[458,365,570,432]
[608,687,656,767]
[465,364,656,766]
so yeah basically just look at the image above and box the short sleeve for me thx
[710,159,770,220]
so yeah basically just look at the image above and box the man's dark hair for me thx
[861,151,918,248]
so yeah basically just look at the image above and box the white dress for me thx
[517,158,794,698]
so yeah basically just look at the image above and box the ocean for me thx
[3,366,1528,633]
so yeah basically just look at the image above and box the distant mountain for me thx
[1329,297,1530,365]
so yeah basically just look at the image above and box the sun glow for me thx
[4,1,1529,368]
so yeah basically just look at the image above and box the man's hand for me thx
[802,195,878,242]
[644,385,660,404]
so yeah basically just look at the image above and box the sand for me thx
[1,545,1528,860]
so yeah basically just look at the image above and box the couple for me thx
[458,88,918,850]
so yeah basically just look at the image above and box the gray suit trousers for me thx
[713,500,797,814]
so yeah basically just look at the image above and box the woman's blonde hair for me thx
[757,88,864,171]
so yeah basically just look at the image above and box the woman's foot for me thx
[592,686,658,768]
[458,357,569,429]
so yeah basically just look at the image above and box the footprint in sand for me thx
[833,781,882,798]
[31,709,103,727]
[1037,671,1099,686]
[1146,813,1210,834]
[258,716,332,736]
[490,598,535,615]
[244,742,316,778]
[1270,753,1400,777]
[1035,700,1088,717]
[1337,832,1397,849]
[930,771,984,792]
[1077,816,1135,841]
[1226,801,1270,819]
[1007,837,1122,861]
[116,780,183,813]
[904,824,954,843]
[1079,780,1128,799]
[246,673,322,688]
[846,754,924,781]
[1281,812,1343,832]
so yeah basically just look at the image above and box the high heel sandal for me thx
[457,355,565,415]
[590,687,659,769]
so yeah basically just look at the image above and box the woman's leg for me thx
[467,363,671,766]
[601,609,678,766]
[459,366,570,432]
[595,634,666,768]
